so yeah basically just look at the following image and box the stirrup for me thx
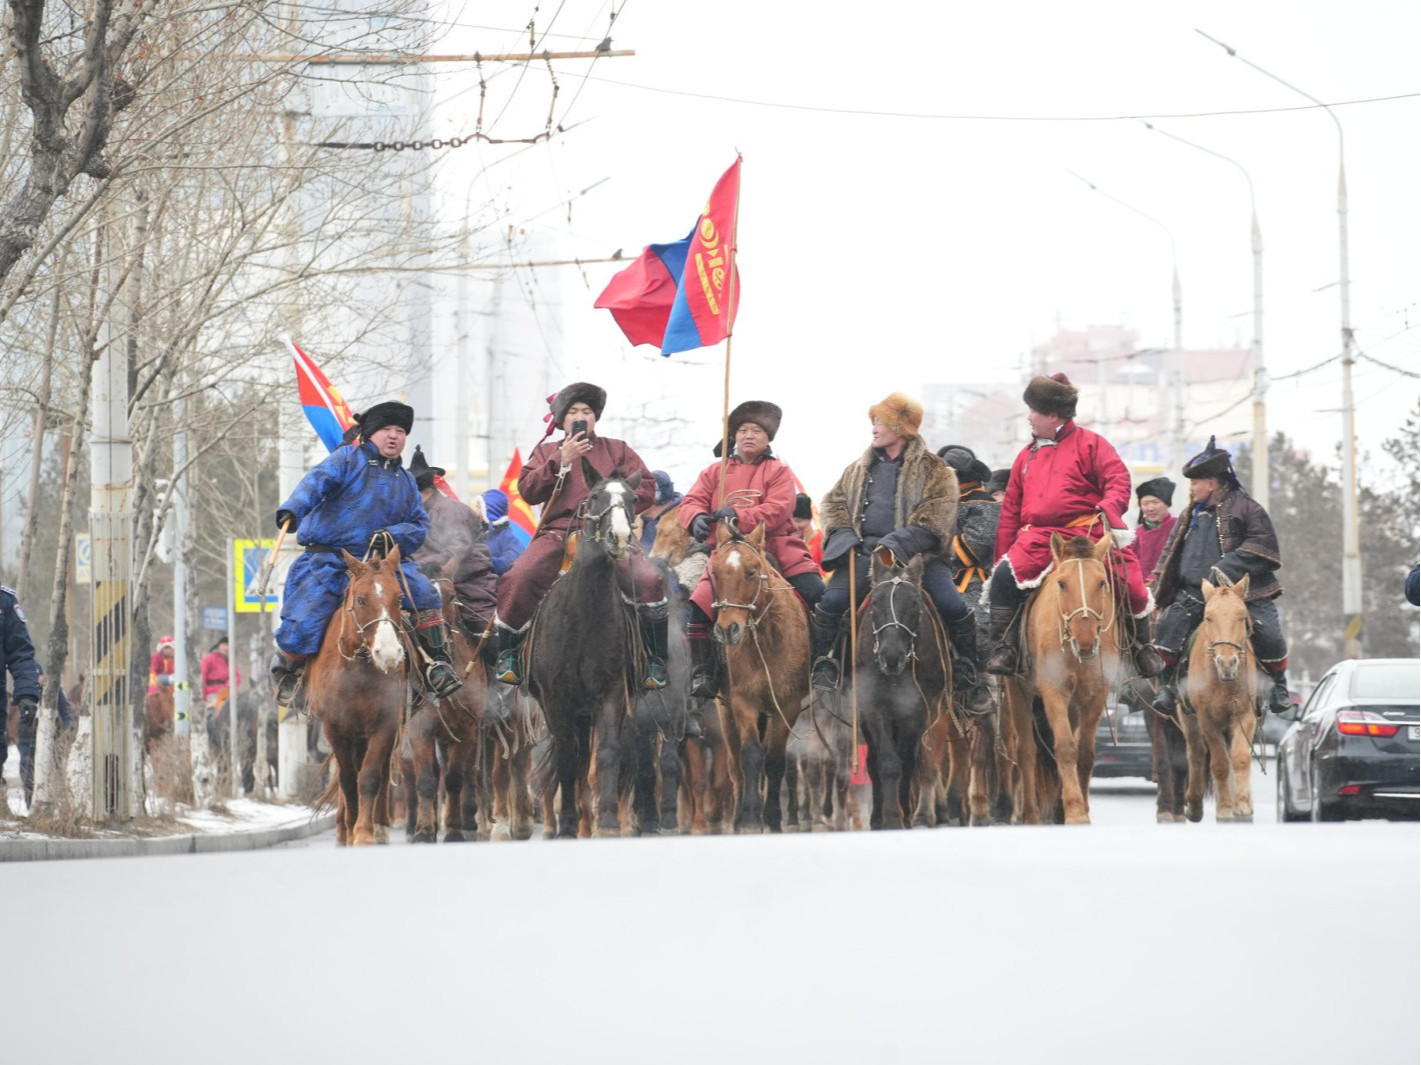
[1153,685,1183,716]
[493,649,521,687]
[1267,682,1291,715]
[690,671,717,699]
[812,656,840,692]
[1133,644,1166,678]
[985,648,1016,677]
[274,672,304,710]
[643,658,669,691]
[425,661,462,699]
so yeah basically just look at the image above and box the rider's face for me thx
[562,403,597,437]
[1027,408,1064,439]
[1188,477,1219,505]
[734,422,769,461]
[1138,495,1170,525]
[870,418,904,453]
[368,426,406,458]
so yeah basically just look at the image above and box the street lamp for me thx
[1141,121,1268,509]
[1197,29,1362,655]
[1068,171,1186,472]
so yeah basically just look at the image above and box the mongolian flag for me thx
[595,156,741,356]
[499,450,537,546]
[287,339,356,452]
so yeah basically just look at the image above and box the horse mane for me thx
[1056,535,1096,560]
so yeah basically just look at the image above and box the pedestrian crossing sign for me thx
[235,538,278,613]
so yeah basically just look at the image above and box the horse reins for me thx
[1055,556,1117,662]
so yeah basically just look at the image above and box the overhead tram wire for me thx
[485,1,569,136]
[580,79,1417,122]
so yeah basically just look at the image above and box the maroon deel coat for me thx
[518,435,656,531]
[1134,513,1177,584]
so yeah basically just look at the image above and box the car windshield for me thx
[1350,662,1421,701]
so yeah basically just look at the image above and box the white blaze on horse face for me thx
[368,577,404,673]
[606,482,632,550]
[726,549,741,571]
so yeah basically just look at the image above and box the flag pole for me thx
[716,156,743,508]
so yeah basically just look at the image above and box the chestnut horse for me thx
[999,533,1123,825]
[307,547,410,845]
[1180,575,1259,823]
[707,521,810,833]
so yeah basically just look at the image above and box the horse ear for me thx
[580,455,601,488]
[1049,532,1065,561]
[747,522,766,547]
[716,521,734,547]
[1235,573,1250,599]
[907,554,925,581]
[1201,579,1216,598]
[387,543,401,568]
[441,556,457,579]
[1093,533,1112,560]
[342,549,364,574]
[870,551,886,580]
[625,468,644,491]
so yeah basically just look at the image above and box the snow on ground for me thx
[4,796,1416,1064]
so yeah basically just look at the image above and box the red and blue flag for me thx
[595,157,741,356]
[287,339,356,452]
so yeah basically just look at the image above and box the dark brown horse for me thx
[308,548,410,846]
[707,522,810,833]
[525,460,645,838]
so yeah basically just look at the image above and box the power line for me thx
[582,79,1416,122]
[1359,352,1420,379]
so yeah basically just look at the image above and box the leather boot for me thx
[1152,660,1182,715]
[1131,632,1166,678]
[270,650,309,710]
[639,609,669,690]
[688,620,717,699]
[491,625,526,687]
[414,614,463,699]
[1267,670,1291,715]
[945,613,994,714]
[810,605,843,692]
[984,606,1018,676]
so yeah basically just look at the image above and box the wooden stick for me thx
[716,156,742,509]
[848,546,860,775]
[254,521,291,598]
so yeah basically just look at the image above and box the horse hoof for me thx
[411,830,436,843]
[373,825,390,844]
[443,830,466,843]
[352,833,376,846]
[1172,814,1188,823]
[1187,809,1203,823]
[491,819,512,842]
[1065,814,1091,826]
[1156,812,1176,824]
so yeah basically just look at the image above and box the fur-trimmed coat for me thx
[1151,486,1282,605]
[819,435,958,564]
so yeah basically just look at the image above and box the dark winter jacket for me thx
[484,520,527,575]
[950,485,999,593]
[414,489,498,630]
[1152,485,1282,605]
[0,585,40,724]
[820,435,959,568]
[278,441,429,557]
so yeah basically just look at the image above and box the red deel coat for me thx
[680,455,818,616]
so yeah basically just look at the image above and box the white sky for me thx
[428,0,1419,493]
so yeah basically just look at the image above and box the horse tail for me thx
[311,754,340,814]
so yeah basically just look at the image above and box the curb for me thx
[0,812,336,863]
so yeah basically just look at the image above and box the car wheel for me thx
[1276,756,1304,823]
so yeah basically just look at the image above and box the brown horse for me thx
[405,568,487,842]
[144,686,175,754]
[1180,576,1259,823]
[1000,533,1123,825]
[308,548,410,846]
[707,522,810,832]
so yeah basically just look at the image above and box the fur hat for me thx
[1135,476,1175,506]
[357,401,414,436]
[409,445,444,491]
[868,392,924,438]
[937,444,992,486]
[793,493,813,521]
[986,468,1011,497]
[726,400,782,440]
[158,634,175,650]
[1022,373,1078,420]
[1182,436,1240,486]
[551,382,607,427]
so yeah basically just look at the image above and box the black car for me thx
[1092,701,1155,780]
[1276,658,1420,822]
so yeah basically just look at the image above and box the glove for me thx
[276,509,296,531]
[878,525,938,563]
[369,529,397,558]
[16,696,37,731]
[691,514,713,542]
[712,506,738,526]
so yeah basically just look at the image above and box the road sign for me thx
[234,538,278,613]
[202,606,228,631]
[75,534,92,582]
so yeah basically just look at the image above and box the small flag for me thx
[499,450,537,546]
[595,156,741,356]
[287,339,356,452]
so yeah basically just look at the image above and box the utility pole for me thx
[1197,31,1361,652]
[90,223,135,822]
[171,395,190,738]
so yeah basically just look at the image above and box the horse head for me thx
[648,500,691,564]
[339,546,406,673]
[1201,574,1252,682]
[868,549,925,675]
[710,521,770,647]
[1048,532,1114,662]
[579,457,641,560]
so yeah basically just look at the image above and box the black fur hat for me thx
[357,401,414,436]
[1182,436,1240,486]
[937,444,992,486]
[1135,476,1175,506]
[726,400,782,440]
[409,445,444,490]
[552,382,607,426]
[1022,373,1078,420]
[986,468,1011,496]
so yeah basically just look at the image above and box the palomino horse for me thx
[308,547,410,845]
[1180,576,1259,823]
[405,566,486,842]
[1000,532,1123,825]
[525,459,645,838]
[853,552,958,829]
[707,521,810,832]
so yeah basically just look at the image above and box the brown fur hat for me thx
[552,382,607,426]
[867,392,924,438]
[726,400,782,440]
[1022,373,1078,419]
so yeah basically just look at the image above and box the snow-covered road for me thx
[5,760,1416,1065]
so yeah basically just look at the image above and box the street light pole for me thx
[1142,121,1267,508]
[1198,30,1361,655]
[1068,171,1186,472]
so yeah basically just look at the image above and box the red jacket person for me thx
[984,373,1163,678]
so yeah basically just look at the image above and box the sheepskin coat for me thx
[820,435,958,564]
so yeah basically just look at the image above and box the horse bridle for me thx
[870,575,920,661]
[577,489,635,550]
[338,583,398,662]
[1056,557,1115,661]
[1205,614,1253,677]
[710,541,772,627]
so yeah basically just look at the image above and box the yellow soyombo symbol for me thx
[694,212,728,316]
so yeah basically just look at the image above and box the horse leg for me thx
[1167,722,1189,821]
[1205,720,1236,822]
[1181,711,1207,823]
[1075,699,1105,819]
[352,731,393,846]
[1231,711,1256,821]
[1004,685,1039,825]
[509,739,534,841]
[717,699,745,832]
[761,714,790,833]
[631,720,661,836]
[657,730,680,833]
[682,735,708,835]
[783,747,801,831]
[592,701,624,838]
[442,739,469,842]
[336,739,362,845]
[1039,688,1087,825]
[410,727,439,844]
[1151,715,1173,824]
[551,718,582,840]
[490,736,513,841]
[967,715,994,825]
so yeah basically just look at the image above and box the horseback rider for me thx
[409,446,497,642]
[1133,476,1177,582]
[679,401,825,697]
[984,374,1164,678]
[637,471,683,555]
[269,402,462,708]
[1149,437,1292,716]
[937,444,999,693]
[480,489,528,576]
[487,382,670,690]
[814,393,993,713]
